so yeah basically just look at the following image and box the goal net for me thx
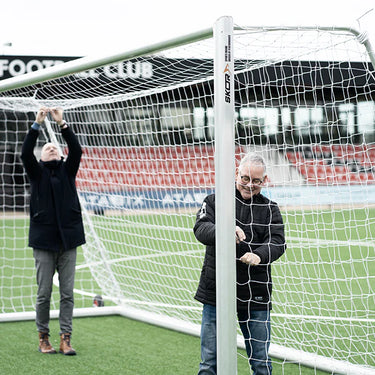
[0,20,374,374]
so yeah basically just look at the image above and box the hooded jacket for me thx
[21,126,86,252]
[194,189,286,311]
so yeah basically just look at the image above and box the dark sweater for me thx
[194,189,286,311]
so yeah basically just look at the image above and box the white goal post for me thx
[1,16,375,375]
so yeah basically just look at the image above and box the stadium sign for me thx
[0,55,154,81]
[0,55,156,81]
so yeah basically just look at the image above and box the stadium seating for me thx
[76,145,246,191]
[286,144,375,185]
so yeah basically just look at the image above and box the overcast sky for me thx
[1,0,375,57]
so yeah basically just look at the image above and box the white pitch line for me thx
[76,248,204,270]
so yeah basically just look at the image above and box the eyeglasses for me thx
[240,175,264,186]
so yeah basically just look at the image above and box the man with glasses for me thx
[194,152,286,375]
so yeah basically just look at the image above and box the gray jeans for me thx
[33,248,77,334]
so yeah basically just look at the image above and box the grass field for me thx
[1,207,374,373]
[0,316,329,375]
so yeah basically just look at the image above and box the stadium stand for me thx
[76,145,310,191]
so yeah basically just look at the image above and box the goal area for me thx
[1,17,375,374]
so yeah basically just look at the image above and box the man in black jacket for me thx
[194,152,286,375]
[21,107,85,355]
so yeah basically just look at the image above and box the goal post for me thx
[1,18,375,375]
[214,16,237,375]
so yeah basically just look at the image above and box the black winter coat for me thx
[21,127,86,252]
[194,189,286,311]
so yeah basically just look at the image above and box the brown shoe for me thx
[59,333,77,355]
[38,332,57,354]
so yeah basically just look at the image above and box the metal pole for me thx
[214,16,237,375]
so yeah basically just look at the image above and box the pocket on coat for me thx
[31,211,46,223]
